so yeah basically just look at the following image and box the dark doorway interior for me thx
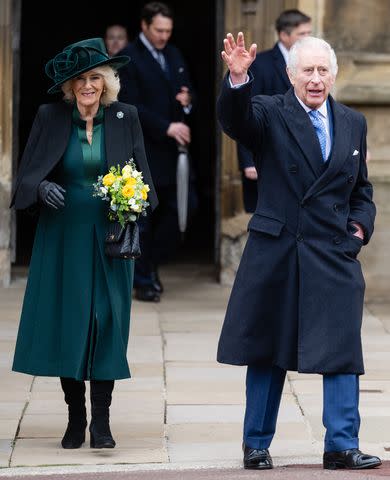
[16,1,216,265]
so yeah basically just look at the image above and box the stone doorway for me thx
[14,0,218,268]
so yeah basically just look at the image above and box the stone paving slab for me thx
[1,265,390,473]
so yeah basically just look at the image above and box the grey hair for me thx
[61,65,120,106]
[287,36,338,77]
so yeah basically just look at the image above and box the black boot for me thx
[90,380,116,448]
[60,377,87,449]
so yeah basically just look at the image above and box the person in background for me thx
[238,9,311,213]
[11,38,157,450]
[105,24,128,57]
[118,2,195,302]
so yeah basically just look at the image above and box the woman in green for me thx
[11,38,158,449]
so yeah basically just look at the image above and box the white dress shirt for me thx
[277,41,289,65]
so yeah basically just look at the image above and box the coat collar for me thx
[280,89,352,200]
[281,87,325,177]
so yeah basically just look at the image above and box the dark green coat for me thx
[12,102,157,380]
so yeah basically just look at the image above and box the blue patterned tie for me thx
[309,110,327,162]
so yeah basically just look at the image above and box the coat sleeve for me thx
[348,116,376,244]
[10,106,44,208]
[119,61,170,141]
[217,73,268,154]
[129,106,158,211]
[237,143,255,170]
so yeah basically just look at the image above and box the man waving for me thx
[217,32,379,471]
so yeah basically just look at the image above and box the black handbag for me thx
[104,221,141,259]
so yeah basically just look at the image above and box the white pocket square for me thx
[353,150,359,156]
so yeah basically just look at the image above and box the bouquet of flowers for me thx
[93,159,150,259]
[93,158,150,227]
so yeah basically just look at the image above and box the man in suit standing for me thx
[239,9,311,213]
[217,32,381,470]
[118,2,194,302]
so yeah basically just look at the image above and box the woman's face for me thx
[71,70,105,108]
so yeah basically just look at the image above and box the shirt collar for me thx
[294,92,328,119]
[139,32,157,55]
[277,41,289,65]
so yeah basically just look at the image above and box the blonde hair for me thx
[61,65,120,106]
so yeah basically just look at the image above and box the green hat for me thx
[45,37,130,94]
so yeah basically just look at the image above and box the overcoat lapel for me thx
[136,38,171,89]
[104,103,130,168]
[281,88,324,178]
[272,44,290,90]
[303,96,352,202]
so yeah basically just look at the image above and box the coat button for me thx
[296,233,304,242]
[333,236,342,245]
[347,175,354,183]
[333,203,339,212]
[289,164,298,174]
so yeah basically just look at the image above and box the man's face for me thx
[105,26,128,57]
[287,47,335,109]
[280,22,312,50]
[141,14,173,50]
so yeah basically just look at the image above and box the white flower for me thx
[122,164,132,179]
[110,205,118,212]
[100,187,108,195]
[133,204,142,213]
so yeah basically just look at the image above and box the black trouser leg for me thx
[90,380,116,448]
[60,377,87,449]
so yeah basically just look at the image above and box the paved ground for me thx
[1,263,390,478]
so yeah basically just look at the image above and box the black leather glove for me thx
[38,180,66,209]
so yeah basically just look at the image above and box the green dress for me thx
[13,106,134,381]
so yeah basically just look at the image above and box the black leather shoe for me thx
[135,286,160,302]
[151,270,164,293]
[243,444,273,470]
[323,449,382,470]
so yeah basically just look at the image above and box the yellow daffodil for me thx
[141,188,148,200]
[102,172,116,187]
[122,184,135,198]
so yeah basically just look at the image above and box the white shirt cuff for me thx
[229,74,249,89]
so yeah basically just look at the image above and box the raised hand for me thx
[221,32,257,85]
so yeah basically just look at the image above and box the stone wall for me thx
[0,0,13,287]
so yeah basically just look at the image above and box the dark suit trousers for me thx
[244,365,360,452]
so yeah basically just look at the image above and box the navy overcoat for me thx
[118,38,193,187]
[217,77,376,374]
